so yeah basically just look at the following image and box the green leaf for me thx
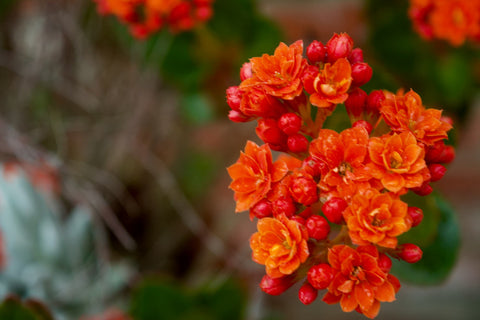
[0,296,52,320]
[180,92,214,125]
[397,193,440,247]
[160,32,210,91]
[208,0,257,43]
[434,51,475,108]
[176,150,218,199]
[392,192,460,285]
[129,278,246,320]
[129,279,193,320]
[23,300,55,320]
[193,279,246,320]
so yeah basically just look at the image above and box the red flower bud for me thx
[278,113,302,135]
[194,0,213,5]
[321,197,347,224]
[226,86,242,111]
[429,164,447,182]
[425,142,455,164]
[348,47,364,63]
[398,243,423,263]
[344,88,367,118]
[326,33,354,62]
[302,65,319,94]
[131,25,150,40]
[256,119,287,150]
[306,215,330,240]
[290,176,318,206]
[250,199,273,219]
[438,145,455,164]
[298,206,313,219]
[407,206,424,227]
[302,156,327,178]
[195,4,213,22]
[169,2,194,29]
[228,110,251,122]
[287,134,309,153]
[378,253,392,273]
[412,182,433,196]
[306,40,326,64]
[307,263,334,290]
[291,215,306,225]
[240,62,253,81]
[273,197,296,218]
[441,115,454,126]
[260,274,296,295]
[366,90,385,116]
[351,62,373,87]
[352,120,373,135]
[298,282,318,305]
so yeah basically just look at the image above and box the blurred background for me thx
[0,0,479,319]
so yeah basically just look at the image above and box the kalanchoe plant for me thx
[226,33,455,318]
[0,163,131,320]
[409,0,480,46]
[93,0,214,39]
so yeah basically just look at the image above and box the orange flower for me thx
[303,58,352,108]
[343,189,411,248]
[102,0,141,19]
[240,41,307,100]
[380,90,452,146]
[250,215,309,278]
[95,0,214,38]
[367,132,430,194]
[409,0,436,40]
[309,127,371,196]
[323,245,400,319]
[430,0,480,46]
[239,86,287,118]
[228,141,288,212]
[146,0,182,14]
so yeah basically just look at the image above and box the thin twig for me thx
[133,147,227,258]
[77,184,137,251]
[0,50,99,112]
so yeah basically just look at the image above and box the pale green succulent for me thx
[0,164,132,320]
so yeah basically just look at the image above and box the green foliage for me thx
[0,297,54,320]
[0,165,131,319]
[158,31,213,91]
[393,192,460,285]
[129,277,246,320]
[176,150,218,200]
[365,0,479,118]
[180,92,215,125]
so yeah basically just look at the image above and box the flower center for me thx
[369,208,384,227]
[452,8,465,26]
[337,161,352,176]
[351,265,365,281]
[282,240,292,250]
[389,151,403,169]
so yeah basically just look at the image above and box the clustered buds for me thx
[227,33,454,319]
[93,0,214,39]
[409,0,480,46]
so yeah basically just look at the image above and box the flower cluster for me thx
[409,0,480,46]
[227,33,454,318]
[94,0,214,39]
